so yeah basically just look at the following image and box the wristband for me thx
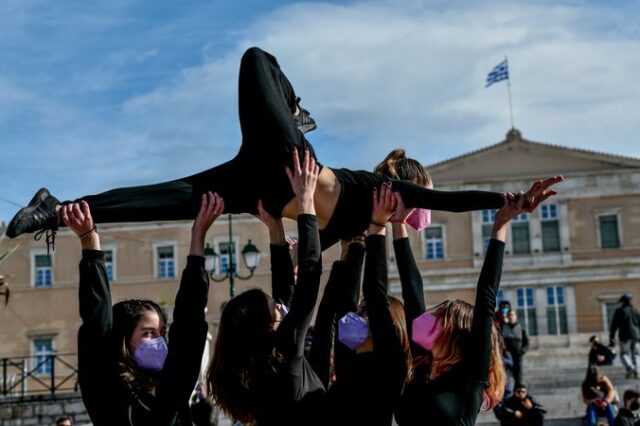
[370,220,386,228]
[79,226,97,240]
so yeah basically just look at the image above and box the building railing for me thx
[0,353,78,399]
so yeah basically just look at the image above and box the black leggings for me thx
[81,47,316,223]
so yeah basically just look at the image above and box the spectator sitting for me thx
[500,383,545,426]
[614,389,640,426]
[590,335,617,366]
[55,416,72,426]
[582,364,618,426]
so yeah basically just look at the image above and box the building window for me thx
[156,246,176,279]
[541,204,560,252]
[424,226,444,260]
[32,338,54,376]
[598,215,620,249]
[511,213,530,254]
[218,241,237,274]
[516,287,538,336]
[104,250,115,283]
[482,209,498,252]
[546,286,568,335]
[33,254,53,288]
[602,301,619,332]
[497,289,505,306]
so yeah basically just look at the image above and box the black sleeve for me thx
[270,243,295,307]
[364,235,405,363]
[393,179,504,212]
[77,250,116,423]
[609,308,621,341]
[466,239,505,383]
[276,214,323,360]
[155,255,210,418]
[393,237,427,357]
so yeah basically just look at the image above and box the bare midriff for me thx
[281,167,340,229]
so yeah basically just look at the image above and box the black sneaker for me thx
[6,188,59,239]
[293,97,317,134]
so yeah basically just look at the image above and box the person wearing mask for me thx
[207,149,326,426]
[589,335,616,367]
[6,47,563,254]
[66,193,219,425]
[500,383,546,426]
[581,364,618,426]
[614,389,640,426]
[502,309,530,387]
[497,300,512,329]
[609,293,640,379]
[394,188,552,425]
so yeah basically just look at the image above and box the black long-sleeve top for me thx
[395,239,505,426]
[308,242,365,388]
[77,250,209,426]
[325,234,408,426]
[258,214,326,426]
[609,304,640,342]
[319,168,504,249]
[502,322,530,355]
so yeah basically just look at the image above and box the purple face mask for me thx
[406,208,431,231]
[412,312,442,351]
[134,336,168,371]
[338,312,369,350]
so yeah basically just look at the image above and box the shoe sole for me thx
[5,188,51,238]
[298,122,317,134]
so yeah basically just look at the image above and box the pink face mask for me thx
[406,208,431,231]
[412,312,442,351]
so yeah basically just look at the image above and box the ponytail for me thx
[374,149,432,187]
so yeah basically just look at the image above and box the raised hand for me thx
[256,199,286,245]
[522,176,563,212]
[60,201,99,250]
[369,182,397,235]
[285,147,319,215]
[392,191,415,224]
[190,192,225,256]
[492,193,526,242]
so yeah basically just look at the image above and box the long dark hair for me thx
[374,149,432,187]
[111,299,167,393]
[207,289,284,424]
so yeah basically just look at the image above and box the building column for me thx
[534,286,548,336]
[565,284,578,334]
[558,200,572,264]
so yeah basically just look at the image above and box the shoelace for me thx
[34,228,57,256]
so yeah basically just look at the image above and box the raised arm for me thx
[391,193,427,357]
[257,200,295,307]
[276,148,323,360]
[155,193,222,417]
[62,202,115,423]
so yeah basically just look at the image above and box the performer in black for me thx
[67,192,221,425]
[5,47,562,251]
[206,149,326,426]
[394,189,549,426]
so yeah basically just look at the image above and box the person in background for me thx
[497,300,512,329]
[502,309,530,387]
[609,293,640,379]
[55,416,73,426]
[589,335,617,367]
[500,383,545,426]
[582,364,618,426]
[614,389,640,426]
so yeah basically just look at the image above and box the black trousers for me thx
[81,47,316,222]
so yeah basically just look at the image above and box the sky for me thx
[1,0,639,223]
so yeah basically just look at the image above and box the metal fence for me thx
[1,353,78,398]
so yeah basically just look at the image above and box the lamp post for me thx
[203,213,261,298]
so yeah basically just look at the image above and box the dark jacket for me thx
[78,251,209,426]
[501,394,546,425]
[610,304,640,342]
[502,322,530,356]
[613,408,640,426]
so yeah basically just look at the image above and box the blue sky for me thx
[1,0,639,223]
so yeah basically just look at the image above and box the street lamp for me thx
[203,213,261,298]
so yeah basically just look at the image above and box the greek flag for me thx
[485,59,509,87]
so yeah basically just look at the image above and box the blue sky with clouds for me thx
[1,0,639,223]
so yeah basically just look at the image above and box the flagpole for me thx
[505,53,514,129]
